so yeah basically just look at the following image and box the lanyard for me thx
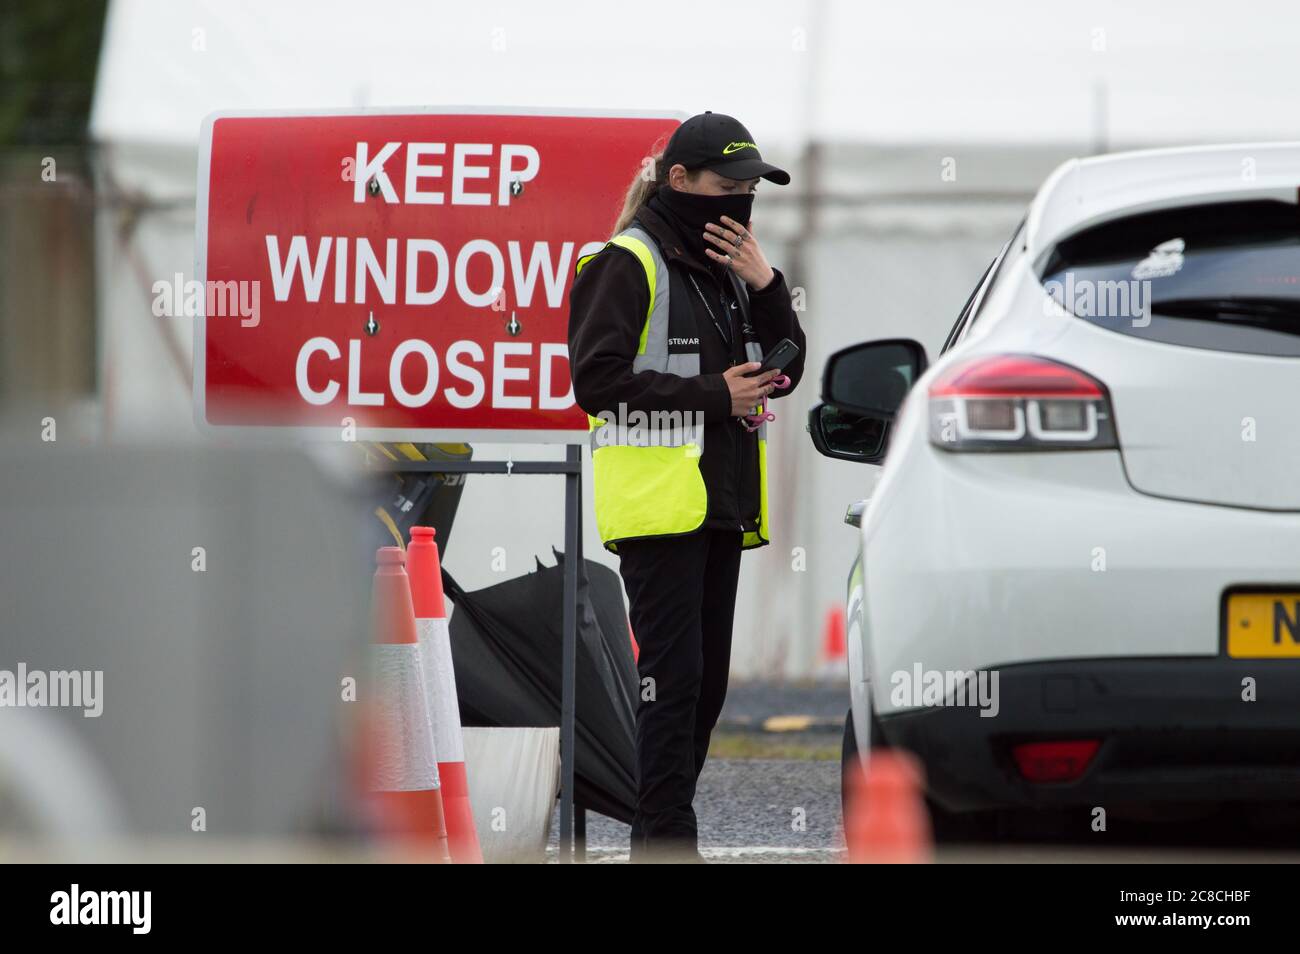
[687,272,733,348]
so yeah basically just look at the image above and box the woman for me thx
[568,111,806,860]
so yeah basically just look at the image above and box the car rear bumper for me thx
[879,657,1300,813]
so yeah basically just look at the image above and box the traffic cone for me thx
[406,527,483,864]
[844,749,932,863]
[366,546,450,860]
[819,605,847,679]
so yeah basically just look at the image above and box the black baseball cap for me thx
[663,111,790,185]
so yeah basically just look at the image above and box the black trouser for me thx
[616,528,743,856]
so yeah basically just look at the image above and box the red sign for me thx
[196,108,681,441]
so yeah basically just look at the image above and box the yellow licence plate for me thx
[1226,592,1300,658]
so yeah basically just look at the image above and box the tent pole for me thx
[574,447,586,863]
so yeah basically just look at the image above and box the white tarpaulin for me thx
[462,726,559,863]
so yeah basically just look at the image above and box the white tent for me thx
[90,0,1300,677]
[93,0,1300,151]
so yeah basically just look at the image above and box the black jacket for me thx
[567,198,806,538]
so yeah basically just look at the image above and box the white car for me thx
[813,143,1300,838]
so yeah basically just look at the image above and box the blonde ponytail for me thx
[611,152,666,237]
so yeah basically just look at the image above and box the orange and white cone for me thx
[366,546,450,860]
[820,605,847,679]
[407,527,483,864]
[844,749,932,864]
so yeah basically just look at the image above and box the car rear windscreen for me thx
[1038,200,1300,357]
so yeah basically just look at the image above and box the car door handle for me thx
[845,498,869,528]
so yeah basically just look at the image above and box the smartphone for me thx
[746,338,800,376]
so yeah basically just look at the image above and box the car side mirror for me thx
[808,339,928,465]
[822,338,927,415]
[808,403,888,462]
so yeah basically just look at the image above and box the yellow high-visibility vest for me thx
[574,225,770,552]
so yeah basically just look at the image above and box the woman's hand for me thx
[722,362,779,416]
[704,216,776,291]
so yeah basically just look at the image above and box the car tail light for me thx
[1011,740,1101,783]
[928,354,1117,451]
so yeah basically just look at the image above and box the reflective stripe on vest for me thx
[575,225,769,552]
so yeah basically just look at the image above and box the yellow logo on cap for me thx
[722,141,757,155]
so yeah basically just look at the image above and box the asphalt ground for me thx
[553,756,844,864]
[546,679,846,863]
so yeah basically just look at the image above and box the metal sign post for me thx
[382,444,585,862]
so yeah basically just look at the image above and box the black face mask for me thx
[653,183,755,264]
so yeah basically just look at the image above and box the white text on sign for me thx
[258,139,607,414]
[352,141,540,205]
[296,338,575,411]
